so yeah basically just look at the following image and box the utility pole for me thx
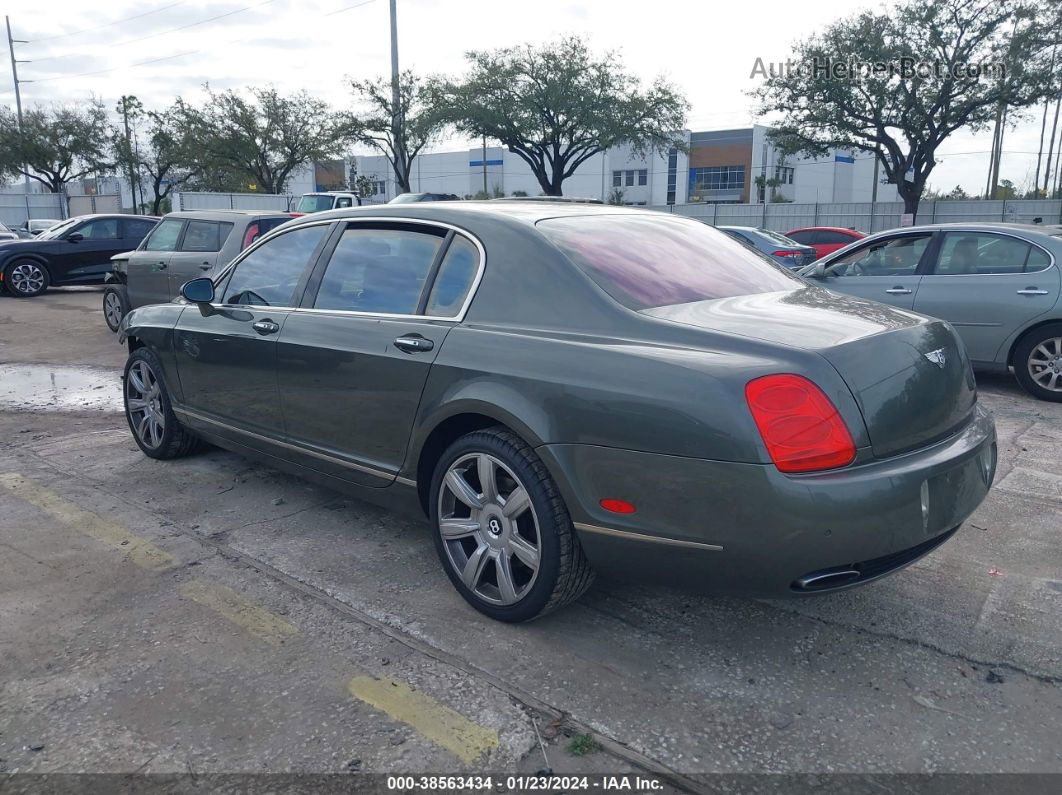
[119,96,140,214]
[6,16,30,191]
[482,135,487,196]
[388,0,405,194]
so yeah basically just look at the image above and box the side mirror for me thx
[65,232,83,243]
[806,261,827,280]
[181,277,215,304]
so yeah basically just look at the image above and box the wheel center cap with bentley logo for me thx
[925,349,947,369]
[487,517,503,536]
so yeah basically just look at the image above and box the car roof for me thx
[162,210,293,221]
[869,221,1062,237]
[787,226,862,233]
[718,225,761,232]
[282,201,675,229]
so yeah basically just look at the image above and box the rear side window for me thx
[144,219,184,251]
[538,215,802,310]
[180,221,233,253]
[313,226,444,314]
[222,224,328,307]
[123,218,158,240]
[787,230,815,245]
[934,232,1051,275]
[425,236,479,317]
[817,230,859,245]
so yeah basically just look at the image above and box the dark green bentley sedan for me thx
[118,203,997,622]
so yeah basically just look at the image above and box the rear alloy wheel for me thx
[1014,324,1062,403]
[103,286,130,332]
[4,260,49,297]
[430,428,594,622]
[124,349,204,459]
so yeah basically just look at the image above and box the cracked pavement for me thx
[1,288,1060,778]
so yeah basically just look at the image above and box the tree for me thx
[0,101,110,193]
[435,36,688,196]
[136,104,205,215]
[114,95,144,212]
[753,0,1056,219]
[346,71,445,194]
[177,86,348,194]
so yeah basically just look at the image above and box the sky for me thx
[2,0,1057,196]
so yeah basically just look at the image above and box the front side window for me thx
[181,221,233,253]
[818,230,859,245]
[143,219,184,251]
[934,232,1049,275]
[826,234,931,277]
[222,224,328,306]
[313,226,444,314]
[787,230,815,245]
[425,236,479,317]
[538,215,801,311]
[78,218,119,240]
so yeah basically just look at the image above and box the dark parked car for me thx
[718,226,816,269]
[118,204,996,622]
[0,214,159,298]
[786,227,866,260]
[104,210,295,331]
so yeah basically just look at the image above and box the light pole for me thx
[389,0,405,194]
[5,16,31,191]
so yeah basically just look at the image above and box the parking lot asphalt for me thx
[1,288,1060,782]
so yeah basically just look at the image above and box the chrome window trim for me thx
[922,229,1057,277]
[209,216,486,322]
[573,522,724,552]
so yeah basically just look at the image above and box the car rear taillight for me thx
[745,374,856,473]
[772,250,800,257]
[241,222,260,250]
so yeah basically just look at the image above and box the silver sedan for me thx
[801,222,1062,401]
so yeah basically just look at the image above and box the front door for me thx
[62,217,124,284]
[172,222,332,448]
[167,219,234,297]
[913,231,1062,364]
[128,218,184,308]
[819,231,935,309]
[278,223,482,486]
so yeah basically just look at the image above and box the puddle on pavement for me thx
[0,364,122,412]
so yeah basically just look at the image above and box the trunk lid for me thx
[643,286,977,459]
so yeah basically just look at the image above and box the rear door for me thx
[172,222,332,448]
[167,220,234,297]
[913,231,1061,364]
[127,218,184,308]
[819,231,934,309]
[277,221,481,486]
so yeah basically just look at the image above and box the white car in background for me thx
[0,222,18,241]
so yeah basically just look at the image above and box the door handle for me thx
[156,262,167,270]
[252,320,280,335]
[1017,288,1049,296]
[885,287,912,295]
[199,262,212,271]
[393,334,434,353]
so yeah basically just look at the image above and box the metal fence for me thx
[174,191,296,212]
[651,199,1062,234]
[0,193,66,228]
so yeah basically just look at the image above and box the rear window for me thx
[538,215,802,310]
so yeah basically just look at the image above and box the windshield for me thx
[538,215,803,310]
[294,195,335,213]
[37,217,81,240]
[389,193,421,204]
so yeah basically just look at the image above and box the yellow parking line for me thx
[179,580,299,645]
[348,675,499,764]
[0,472,174,571]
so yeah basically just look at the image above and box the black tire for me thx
[1013,323,1062,403]
[429,428,594,622]
[3,259,50,297]
[123,348,204,459]
[103,286,131,332]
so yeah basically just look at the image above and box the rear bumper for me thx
[538,404,996,597]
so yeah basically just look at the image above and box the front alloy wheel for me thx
[5,260,49,297]
[430,428,595,622]
[123,349,204,459]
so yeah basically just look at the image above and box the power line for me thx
[27,0,277,64]
[23,2,187,44]
[325,0,378,17]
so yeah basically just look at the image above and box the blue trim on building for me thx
[469,159,504,167]
[834,154,855,163]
